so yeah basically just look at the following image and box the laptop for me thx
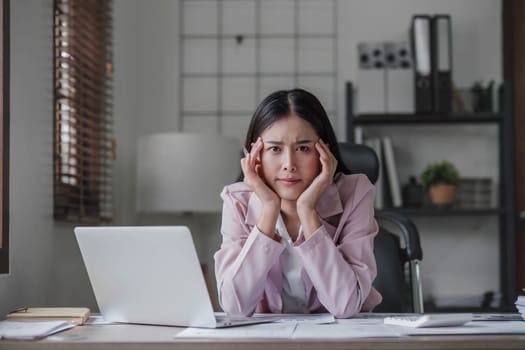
[75,226,277,328]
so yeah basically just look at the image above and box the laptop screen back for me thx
[75,226,217,327]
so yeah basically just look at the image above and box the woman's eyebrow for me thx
[264,139,315,145]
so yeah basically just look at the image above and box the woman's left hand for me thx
[297,139,338,215]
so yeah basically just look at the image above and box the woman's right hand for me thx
[240,137,281,238]
[240,137,281,209]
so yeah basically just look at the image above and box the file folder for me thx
[432,15,452,113]
[410,15,433,113]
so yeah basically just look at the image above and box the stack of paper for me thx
[0,320,74,340]
[515,291,525,319]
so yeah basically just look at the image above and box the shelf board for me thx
[354,113,502,125]
[378,207,505,217]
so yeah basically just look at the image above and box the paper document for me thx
[293,318,402,338]
[0,320,74,340]
[293,319,402,339]
[175,323,296,339]
[85,315,117,325]
[253,313,335,324]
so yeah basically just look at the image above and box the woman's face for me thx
[258,114,321,202]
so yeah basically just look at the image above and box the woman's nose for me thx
[283,164,297,172]
[282,151,297,172]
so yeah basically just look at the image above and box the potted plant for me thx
[420,161,460,207]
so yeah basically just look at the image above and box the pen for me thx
[7,307,28,314]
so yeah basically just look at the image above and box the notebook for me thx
[74,226,276,328]
[6,307,90,325]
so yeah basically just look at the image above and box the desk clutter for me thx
[1,312,525,342]
[176,313,525,339]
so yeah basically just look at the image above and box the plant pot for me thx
[429,184,457,207]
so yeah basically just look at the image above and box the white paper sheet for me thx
[85,315,117,325]
[292,318,402,339]
[252,313,335,324]
[0,320,74,340]
[175,323,297,339]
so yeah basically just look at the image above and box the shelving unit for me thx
[349,113,502,126]
[345,81,517,311]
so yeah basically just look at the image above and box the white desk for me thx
[2,322,525,350]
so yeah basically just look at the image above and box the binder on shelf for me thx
[432,15,453,113]
[382,137,402,208]
[410,15,433,113]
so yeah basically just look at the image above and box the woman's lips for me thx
[278,178,301,185]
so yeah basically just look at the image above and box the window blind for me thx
[53,0,114,222]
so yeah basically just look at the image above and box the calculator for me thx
[383,313,473,328]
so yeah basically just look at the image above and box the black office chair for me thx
[338,143,424,313]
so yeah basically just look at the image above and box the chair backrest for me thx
[338,142,424,313]
[338,143,379,183]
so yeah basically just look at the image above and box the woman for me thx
[214,88,381,318]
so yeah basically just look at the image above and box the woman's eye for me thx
[269,146,280,152]
[297,145,309,152]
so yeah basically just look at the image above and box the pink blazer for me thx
[214,173,382,318]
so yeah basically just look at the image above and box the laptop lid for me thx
[75,226,219,328]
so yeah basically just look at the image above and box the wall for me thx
[0,0,98,316]
[0,0,502,315]
[114,0,502,305]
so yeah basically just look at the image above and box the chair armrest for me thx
[375,209,423,261]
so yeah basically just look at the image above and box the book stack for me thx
[362,136,402,209]
[6,307,90,326]
[515,292,525,319]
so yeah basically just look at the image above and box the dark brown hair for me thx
[239,88,350,180]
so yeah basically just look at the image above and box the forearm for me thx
[297,229,375,318]
[256,204,280,239]
[215,227,285,316]
[297,207,321,240]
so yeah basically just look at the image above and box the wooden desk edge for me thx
[3,335,525,350]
